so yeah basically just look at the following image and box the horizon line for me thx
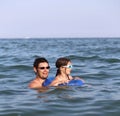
[0,37,120,39]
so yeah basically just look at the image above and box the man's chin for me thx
[42,76,48,80]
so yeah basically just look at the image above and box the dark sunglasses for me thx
[38,66,50,70]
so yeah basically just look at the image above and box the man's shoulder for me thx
[28,79,42,89]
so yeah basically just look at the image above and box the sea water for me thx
[0,38,120,116]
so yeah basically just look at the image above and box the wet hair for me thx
[55,57,71,76]
[33,57,49,69]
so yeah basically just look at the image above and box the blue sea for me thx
[0,38,120,116]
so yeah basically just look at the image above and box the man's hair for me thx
[33,57,49,68]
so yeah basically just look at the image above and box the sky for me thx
[0,0,120,38]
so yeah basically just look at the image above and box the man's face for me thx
[36,62,50,79]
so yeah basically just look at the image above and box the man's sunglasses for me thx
[38,66,50,70]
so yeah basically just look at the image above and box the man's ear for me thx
[33,67,37,73]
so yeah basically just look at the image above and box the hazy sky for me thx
[0,0,120,38]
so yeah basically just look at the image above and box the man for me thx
[28,57,50,89]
